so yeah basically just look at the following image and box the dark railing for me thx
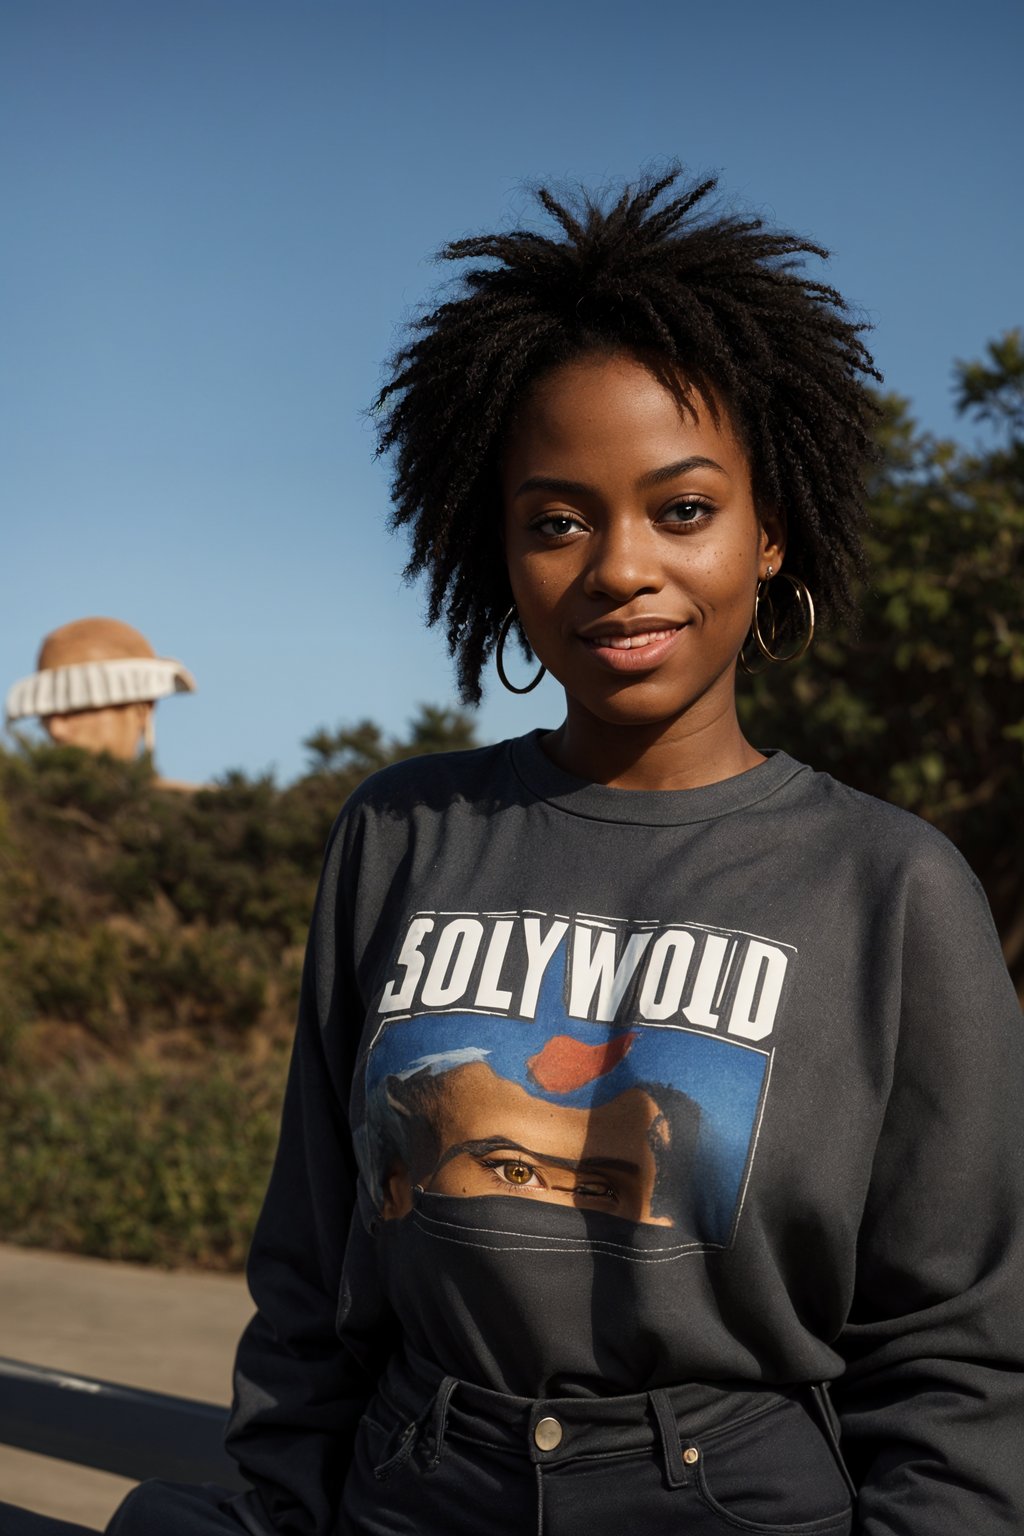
[0,1354,246,1489]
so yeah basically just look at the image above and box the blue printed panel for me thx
[361,1006,768,1249]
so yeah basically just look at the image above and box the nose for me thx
[581,516,663,603]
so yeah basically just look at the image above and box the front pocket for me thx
[369,1416,420,1482]
[691,1397,853,1534]
[346,1378,428,1485]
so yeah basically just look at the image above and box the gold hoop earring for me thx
[495,607,546,694]
[739,569,815,673]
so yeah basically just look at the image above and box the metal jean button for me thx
[534,1415,563,1451]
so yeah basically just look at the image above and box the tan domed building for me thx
[5,617,196,763]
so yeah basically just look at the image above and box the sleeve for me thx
[224,813,398,1536]
[832,838,1024,1535]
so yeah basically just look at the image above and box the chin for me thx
[575,690,703,731]
[559,666,738,734]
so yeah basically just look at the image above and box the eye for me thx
[481,1156,545,1190]
[531,513,585,538]
[502,1160,534,1185]
[660,497,713,528]
[573,1178,618,1202]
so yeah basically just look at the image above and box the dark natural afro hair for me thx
[374,168,881,705]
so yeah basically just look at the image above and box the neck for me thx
[542,696,763,791]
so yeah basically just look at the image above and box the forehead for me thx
[502,350,747,479]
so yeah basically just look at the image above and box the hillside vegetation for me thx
[0,707,477,1267]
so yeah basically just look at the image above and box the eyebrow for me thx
[512,456,728,500]
[434,1135,640,1177]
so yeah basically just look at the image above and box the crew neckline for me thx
[509,729,808,827]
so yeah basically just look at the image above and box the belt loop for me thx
[426,1374,459,1471]
[649,1389,689,1488]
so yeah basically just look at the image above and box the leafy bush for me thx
[0,1044,288,1268]
[0,705,478,1265]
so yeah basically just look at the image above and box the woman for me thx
[108,171,1024,1535]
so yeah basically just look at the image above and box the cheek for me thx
[507,567,543,625]
[431,1158,488,1197]
[510,556,570,613]
[688,539,759,614]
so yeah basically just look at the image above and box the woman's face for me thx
[501,351,784,737]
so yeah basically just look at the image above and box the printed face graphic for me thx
[379,1060,679,1224]
[360,915,782,1253]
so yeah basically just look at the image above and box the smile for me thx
[578,624,687,673]
[582,628,681,651]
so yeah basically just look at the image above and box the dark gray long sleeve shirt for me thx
[227,734,1024,1535]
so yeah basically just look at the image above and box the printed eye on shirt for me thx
[356,909,794,1256]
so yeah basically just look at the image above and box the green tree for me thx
[401,704,479,757]
[955,328,1024,445]
[740,334,1024,992]
[303,703,476,775]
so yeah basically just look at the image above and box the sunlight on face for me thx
[501,350,784,754]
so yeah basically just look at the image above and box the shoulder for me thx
[783,758,988,913]
[339,739,515,821]
[778,762,1017,1015]
[318,738,518,868]
[310,740,524,950]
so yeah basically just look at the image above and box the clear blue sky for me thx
[3,0,1021,784]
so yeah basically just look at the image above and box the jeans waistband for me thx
[375,1346,801,1484]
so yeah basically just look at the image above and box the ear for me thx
[758,505,787,578]
[380,1166,413,1221]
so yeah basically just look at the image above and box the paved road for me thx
[0,1243,252,1531]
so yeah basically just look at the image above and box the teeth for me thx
[592,630,675,650]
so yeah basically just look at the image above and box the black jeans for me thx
[339,1350,855,1536]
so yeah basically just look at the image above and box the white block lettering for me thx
[474,919,515,1010]
[638,929,695,1019]
[520,918,569,1019]
[682,933,730,1030]
[570,928,653,1022]
[421,918,484,1008]
[728,941,787,1041]
[378,917,435,1013]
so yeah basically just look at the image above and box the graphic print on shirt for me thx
[356,909,793,1255]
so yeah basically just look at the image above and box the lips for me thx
[575,620,689,673]
[581,627,681,651]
